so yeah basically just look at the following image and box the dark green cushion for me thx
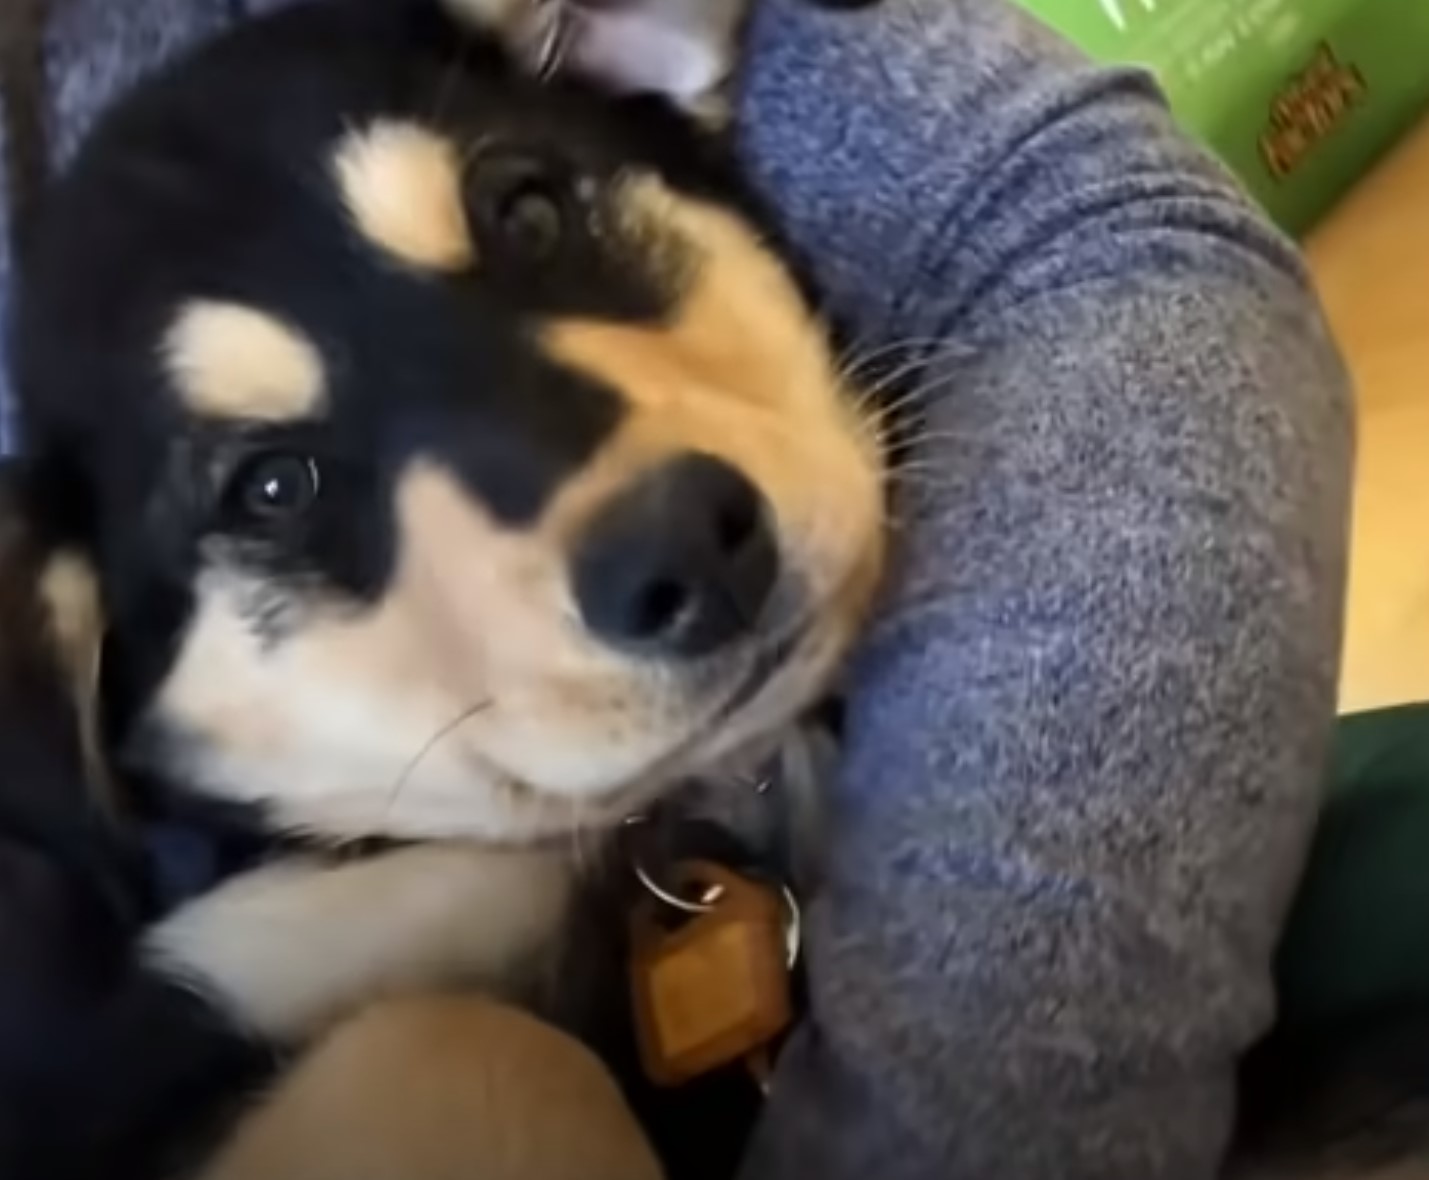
[1276,704,1429,1032]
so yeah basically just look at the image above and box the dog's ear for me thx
[441,0,749,116]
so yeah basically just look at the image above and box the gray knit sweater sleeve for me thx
[735,2,1352,1177]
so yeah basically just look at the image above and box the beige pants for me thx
[200,994,663,1180]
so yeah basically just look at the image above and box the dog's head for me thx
[11,0,885,844]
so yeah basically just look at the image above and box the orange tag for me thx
[630,861,792,1087]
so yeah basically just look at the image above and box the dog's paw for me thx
[144,843,573,1043]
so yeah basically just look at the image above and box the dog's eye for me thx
[230,452,321,522]
[468,153,567,259]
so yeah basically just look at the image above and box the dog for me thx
[0,0,886,1175]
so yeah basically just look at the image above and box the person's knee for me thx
[200,993,662,1180]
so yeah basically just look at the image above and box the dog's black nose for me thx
[573,453,779,658]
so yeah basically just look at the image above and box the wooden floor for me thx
[1309,117,1429,714]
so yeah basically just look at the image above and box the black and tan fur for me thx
[0,0,885,1176]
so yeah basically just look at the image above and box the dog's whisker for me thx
[849,386,938,450]
[846,355,936,410]
[873,366,968,413]
[860,382,951,420]
[878,427,987,456]
[381,698,495,828]
[844,339,955,384]
[850,382,936,438]
[860,401,925,440]
[836,335,949,384]
[860,411,933,454]
[860,389,983,453]
[885,456,963,477]
[882,450,973,477]
[843,367,919,416]
[841,338,968,404]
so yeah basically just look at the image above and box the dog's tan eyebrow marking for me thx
[162,301,326,421]
[331,119,474,271]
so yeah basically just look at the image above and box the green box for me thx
[1014,0,1429,235]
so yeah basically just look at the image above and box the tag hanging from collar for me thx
[629,859,797,1089]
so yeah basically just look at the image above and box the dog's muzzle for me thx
[571,451,779,659]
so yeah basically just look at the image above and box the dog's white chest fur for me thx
[146,845,574,1042]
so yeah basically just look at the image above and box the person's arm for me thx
[736,1,1352,1176]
